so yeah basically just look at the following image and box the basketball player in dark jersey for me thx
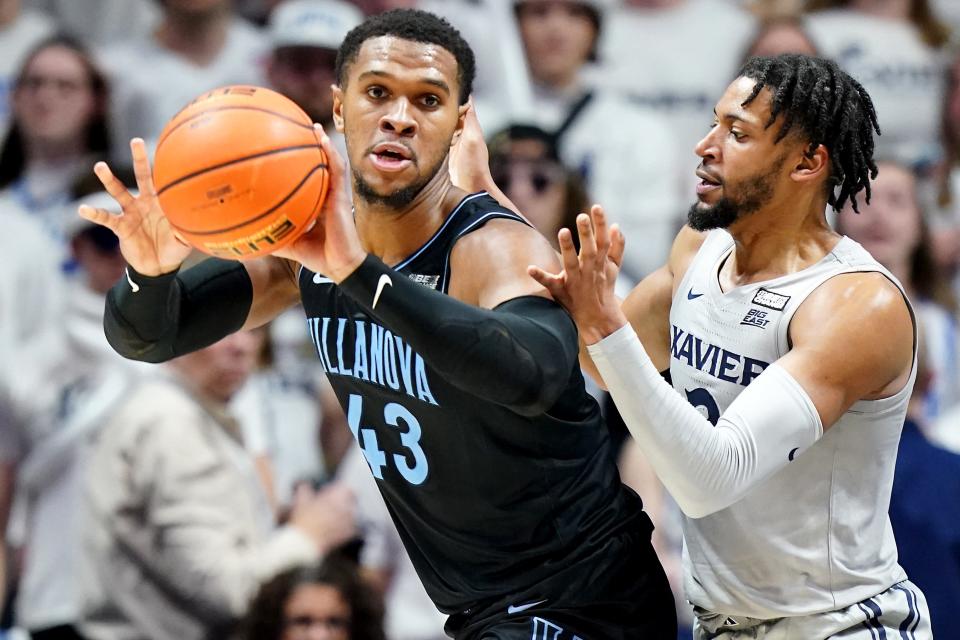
[79,9,675,639]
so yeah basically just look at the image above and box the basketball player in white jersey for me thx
[528,53,933,638]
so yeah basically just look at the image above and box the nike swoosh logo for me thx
[788,447,799,461]
[313,273,333,284]
[687,288,704,300]
[125,268,140,293]
[372,274,392,309]
[506,599,547,615]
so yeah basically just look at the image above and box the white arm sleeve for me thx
[588,324,823,518]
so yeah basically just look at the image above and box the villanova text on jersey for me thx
[307,315,439,407]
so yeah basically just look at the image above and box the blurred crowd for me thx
[0,0,958,639]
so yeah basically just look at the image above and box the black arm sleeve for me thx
[337,255,579,416]
[103,259,253,363]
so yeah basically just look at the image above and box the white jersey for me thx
[669,230,914,618]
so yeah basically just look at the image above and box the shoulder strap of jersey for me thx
[439,195,531,293]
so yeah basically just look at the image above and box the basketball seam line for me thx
[172,163,328,236]
[156,144,322,195]
[156,105,314,149]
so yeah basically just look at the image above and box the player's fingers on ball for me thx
[129,138,158,195]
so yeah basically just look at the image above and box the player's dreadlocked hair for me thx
[738,54,881,212]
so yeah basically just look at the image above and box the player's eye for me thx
[366,86,387,99]
[730,130,746,141]
[422,95,440,108]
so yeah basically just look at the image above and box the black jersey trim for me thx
[296,191,488,284]
[393,191,489,271]
[439,209,529,293]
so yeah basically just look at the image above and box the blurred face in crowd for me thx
[172,330,264,404]
[745,22,818,59]
[268,46,339,126]
[491,138,568,241]
[838,161,921,270]
[71,227,126,295]
[13,44,98,151]
[333,36,467,209]
[690,77,805,231]
[282,582,352,640]
[517,0,596,87]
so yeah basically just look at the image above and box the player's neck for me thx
[155,9,230,66]
[722,201,837,288]
[353,173,468,267]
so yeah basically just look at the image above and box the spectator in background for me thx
[805,0,950,172]
[487,124,587,250]
[0,0,54,135]
[78,331,358,640]
[888,335,960,640]
[243,555,386,640]
[495,0,681,281]
[4,187,135,640]
[0,34,110,242]
[99,0,267,162]
[835,159,960,424]
[590,0,756,199]
[267,0,362,133]
[23,0,158,47]
[741,14,818,59]
[0,203,61,617]
[933,47,960,290]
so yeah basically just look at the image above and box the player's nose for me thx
[380,98,417,137]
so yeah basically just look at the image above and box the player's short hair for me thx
[738,53,881,212]
[335,9,476,105]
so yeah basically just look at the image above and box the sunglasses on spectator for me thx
[492,161,566,195]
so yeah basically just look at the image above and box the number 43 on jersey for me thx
[347,393,429,485]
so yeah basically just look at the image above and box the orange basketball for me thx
[153,85,329,260]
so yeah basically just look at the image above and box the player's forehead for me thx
[349,35,459,93]
[713,75,773,127]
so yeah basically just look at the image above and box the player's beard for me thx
[353,154,446,210]
[687,155,785,231]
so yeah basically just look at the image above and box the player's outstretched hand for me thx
[77,138,192,276]
[273,124,366,282]
[528,205,629,344]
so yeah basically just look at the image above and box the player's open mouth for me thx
[695,169,722,195]
[370,143,414,172]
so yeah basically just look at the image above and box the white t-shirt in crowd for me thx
[336,446,447,640]
[590,0,756,172]
[0,10,55,137]
[97,18,268,162]
[231,369,325,507]
[24,0,159,46]
[483,84,683,281]
[806,10,946,170]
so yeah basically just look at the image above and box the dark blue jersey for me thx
[298,192,651,613]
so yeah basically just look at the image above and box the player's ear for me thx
[454,98,470,136]
[331,84,345,133]
[790,143,829,185]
